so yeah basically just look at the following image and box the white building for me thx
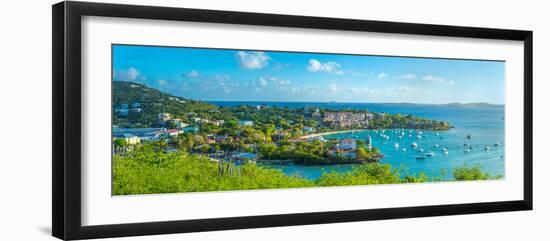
[158,113,171,125]
[339,138,357,150]
[122,134,140,145]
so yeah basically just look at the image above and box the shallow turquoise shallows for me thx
[211,102,505,181]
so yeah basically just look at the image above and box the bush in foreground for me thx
[113,146,495,195]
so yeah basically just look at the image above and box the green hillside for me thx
[112,81,218,127]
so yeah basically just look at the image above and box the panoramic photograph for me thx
[111,44,505,195]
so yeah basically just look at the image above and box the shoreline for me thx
[298,129,366,139]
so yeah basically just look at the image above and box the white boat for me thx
[394,143,399,148]
[411,142,418,148]
[494,142,501,147]
[442,147,448,152]
[416,135,422,139]
[485,146,490,151]
[418,148,425,153]
[425,152,435,157]
[416,155,426,160]
[464,149,471,153]
[402,148,407,152]
[444,151,449,155]
[434,144,439,148]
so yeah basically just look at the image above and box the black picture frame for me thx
[52,1,533,240]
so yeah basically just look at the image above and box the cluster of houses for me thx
[327,138,358,158]
[321,111,374,128]
[158,112,227,128]
[113,125,200,145]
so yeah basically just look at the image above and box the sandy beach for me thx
[298,129,365,139]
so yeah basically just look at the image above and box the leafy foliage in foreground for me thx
[453,165,502,181]
[113,146,496,195]
[113,145,313,195]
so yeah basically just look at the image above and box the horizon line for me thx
[202,100,505,106]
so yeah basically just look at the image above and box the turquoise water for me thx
[212,102,505,181]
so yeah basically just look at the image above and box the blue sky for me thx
[113,45,505,104]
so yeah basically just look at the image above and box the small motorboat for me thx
[394,143,399,148]
[434,144,439,148]
[425,152,435,157]
[442,147,448,152]
[464,149,471,153]
[466,134,472,139]
[402,148,407,152]
[416,155,427,160]
[411,142,418,148]
[484,146,490,151]
[444,151,449,155]
[494,142,501,147]
[418,148,425,153]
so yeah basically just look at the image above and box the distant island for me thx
[445,102,504,107]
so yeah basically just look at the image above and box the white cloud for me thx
[115,67,140,81]
[254,76,290,90]
[269,76,290,86]
[257,77,268,87]
[422,75,456,86]
[396,74,417,80]
[377,73,387,79]
[237,51,270,69]
[214,74,230,82]
[349,86,418,99]
[185,70,199,77]
[307,59,343,75]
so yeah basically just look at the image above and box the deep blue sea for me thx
[210,101,505,181]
